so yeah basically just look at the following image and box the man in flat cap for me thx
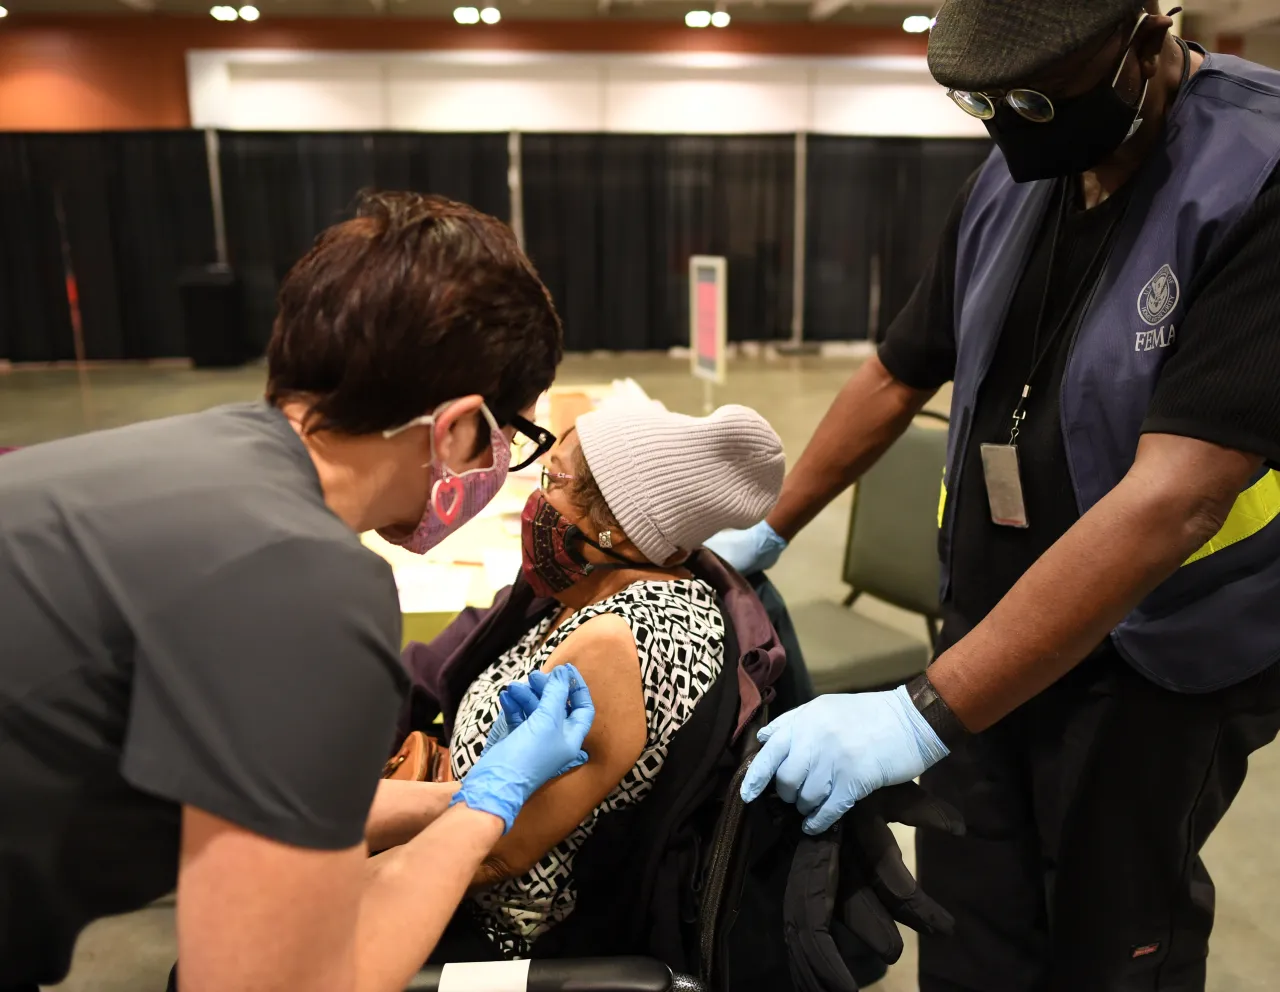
[712,2,1280,988]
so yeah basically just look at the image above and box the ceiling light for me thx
[685,9,711,27]
[453,5,480,22]
[902,14,935,33]
[211,5,238,19]
[710,9,730,26]
[0,6,9,17]
[238,5,260,20]
[480,6,501,22]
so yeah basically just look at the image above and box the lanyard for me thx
[1007,181,1124,444]
[1005,38,1192,445]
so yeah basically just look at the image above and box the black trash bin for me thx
[180,265,252,368]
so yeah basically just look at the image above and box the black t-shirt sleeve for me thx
[1143,168,1280,468]
[121,537,405,850]
[876,167,981,391]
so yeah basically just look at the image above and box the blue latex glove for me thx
[704,520,788,575]
[452,665,594,832]
[740,686,949,835]
[485,670,551,749]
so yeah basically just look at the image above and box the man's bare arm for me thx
[767,355,936,540]
[929,432,1262,732]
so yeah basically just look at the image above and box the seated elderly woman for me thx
[439,402,783,959]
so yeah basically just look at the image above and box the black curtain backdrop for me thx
[0,132,215,362]
[804,136,879,344]
[805,135,992,342]
[522,134,794,351]
[0,129,987,361]
[218,132,510,352]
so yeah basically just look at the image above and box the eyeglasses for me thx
[948,86,1057,123]
[947,12,1149,125]
[541,466,575,491]
[509,414,556,472]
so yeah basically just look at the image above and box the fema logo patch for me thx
[1138,264,1180,326]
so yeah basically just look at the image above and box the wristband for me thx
[905,673,968,749]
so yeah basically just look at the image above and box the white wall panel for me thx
[388,61,604,131]
[227,60,385,130]
[603,65,809,133]
[188,52,234,129]
[190,49,987,138]
[812,65,987,137]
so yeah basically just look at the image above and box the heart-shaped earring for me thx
[431,475,465,526]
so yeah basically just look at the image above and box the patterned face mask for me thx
[378,401,509,555]
[519,490,664,598]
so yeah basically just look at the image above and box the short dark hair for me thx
[267,191,563,436]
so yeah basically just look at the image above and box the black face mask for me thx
[986,52,1148,183]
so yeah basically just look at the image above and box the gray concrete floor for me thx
[4,354,1278,992]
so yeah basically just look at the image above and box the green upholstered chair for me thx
[789,412,948,694]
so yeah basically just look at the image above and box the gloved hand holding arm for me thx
[453,664,594,832]
[741,686,948,835]
[369,669,584,849]
[484,669,551,749]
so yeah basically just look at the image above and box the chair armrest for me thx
[406,957,697,992]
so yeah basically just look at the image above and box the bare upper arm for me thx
[477,612,647,883]
[1129,432,1263,537]
[541,612,647,763]
[177,805,365,992]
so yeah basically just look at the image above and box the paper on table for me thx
[438,960,531,992]
[601,377,664,413]
[394,562,469,614]
[483,547,523,592]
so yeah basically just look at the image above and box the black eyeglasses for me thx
[509,414,556,472]
[948,12,1149,125]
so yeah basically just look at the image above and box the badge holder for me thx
[981,385,1030,529]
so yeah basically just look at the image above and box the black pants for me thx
[916,649,1280,992]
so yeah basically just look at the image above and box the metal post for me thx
[868,253,882,344]
[508,130,526,252]
[53,188,95,428]
[777,131,818,355]
[205,129,229,267]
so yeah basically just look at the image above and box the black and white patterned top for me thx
[450,577,725,957]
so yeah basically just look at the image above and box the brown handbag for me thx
[382,730,454,783]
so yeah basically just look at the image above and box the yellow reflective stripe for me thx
[938,475,947,529]
[1184,469,1280,566]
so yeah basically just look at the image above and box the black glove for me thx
[843,780,963,951]
[783,780,963,992]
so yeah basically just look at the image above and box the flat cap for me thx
[928,0,1146,92]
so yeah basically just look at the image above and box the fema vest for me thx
[942,52,1280,692]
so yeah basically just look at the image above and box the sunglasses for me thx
[509,414,556,472]
[947,12,1149,125]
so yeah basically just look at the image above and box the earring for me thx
[598,531,613,548]
[432,474,465,526]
